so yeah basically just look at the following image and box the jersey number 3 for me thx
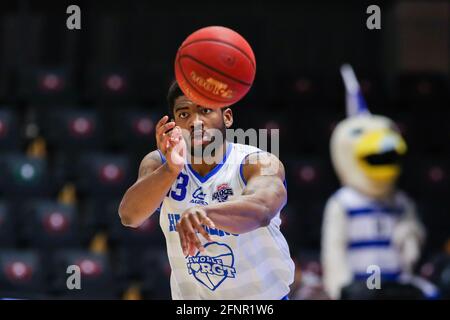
[169,172,189,201]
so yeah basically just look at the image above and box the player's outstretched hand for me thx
[155,115,186,173]
[177,206,216,256]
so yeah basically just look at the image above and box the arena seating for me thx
[0,1,448,299]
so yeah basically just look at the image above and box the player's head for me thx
[167,80,233,155]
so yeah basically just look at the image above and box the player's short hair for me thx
[166,80,225,120]
[167,80,184,120]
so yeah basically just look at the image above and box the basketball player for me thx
[118,81,295,300]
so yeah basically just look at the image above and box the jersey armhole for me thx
[157,149,166,164]
[239,151,263,186]
[239,151,287,191]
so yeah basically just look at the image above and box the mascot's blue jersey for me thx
[331,186,412,280]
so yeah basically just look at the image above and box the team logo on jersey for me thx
[186,242,236,291]
[212,183,234,203]
[190,186,208,205]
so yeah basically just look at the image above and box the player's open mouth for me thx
[362,150,403,166]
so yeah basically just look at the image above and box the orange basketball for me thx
[174,26,256,108]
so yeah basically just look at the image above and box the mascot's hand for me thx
[399,237,420,274]
[393,222,424,273]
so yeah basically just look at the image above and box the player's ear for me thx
[223,108,233,128]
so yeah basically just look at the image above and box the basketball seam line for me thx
[179,54,253,87]
[178,57,233,104]
[179,38,256,70]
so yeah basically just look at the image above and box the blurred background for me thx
[0,0,448,299]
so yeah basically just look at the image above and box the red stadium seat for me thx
[50,250,117,299]
[74,153,133,198]
[20,200,83,250]
[108,208,164,249]
[401,156,449,199]
[37,107,105,153]
[106,107,159,152]
[286,156,338,204]
[84,66,135,103]
[19,67,75,103]
[0,250,46,299]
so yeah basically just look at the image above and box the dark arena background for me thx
[0,0,449,300]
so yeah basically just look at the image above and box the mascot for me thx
[321,65,438,299]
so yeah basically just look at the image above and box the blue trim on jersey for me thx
[157,149,166,164]
[187,142,232,183]
[281,294,289,300]
[348,239,391,249]
[239,150,263,185]
[354,271,401,281]
[347,207,404,216]
[239,158,247,185]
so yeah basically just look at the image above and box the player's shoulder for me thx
[232,142,282,164]
[139,150,165,175]
[142,149,165,164]
[234,143,285,183]
[231,142,261,157]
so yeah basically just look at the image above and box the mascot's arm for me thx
[393,195,426,274]
[321,197,352,299]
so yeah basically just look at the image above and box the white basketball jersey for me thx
[157,142,295,300]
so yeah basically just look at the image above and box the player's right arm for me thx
[118,116,186,228]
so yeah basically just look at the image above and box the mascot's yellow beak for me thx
[355,129,407,182]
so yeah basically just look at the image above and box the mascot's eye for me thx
[350,128,364,136]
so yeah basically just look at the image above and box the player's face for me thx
[172,95,233,155]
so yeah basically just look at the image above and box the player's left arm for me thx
[176,152,287,256]
[206,152,287,233]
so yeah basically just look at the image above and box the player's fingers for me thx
[168,131,182,148]
[177,222,188,256]
[157,134,168,154]
[168,134,181,146]
[163,131,175,145]
[169,134,180,143]
[188,241,197,257]
[157,121,176,136]
[169,140,184,160]
[192,234,205,254]
[202,217,216,230]
[170,126,182,140]
[155,116,169,134]
[196,210,216,229]
[189,214,211,242]
[156,115,168,128]
[167,134,183,151]
[182,217,204,254]
[158,132,168,147]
